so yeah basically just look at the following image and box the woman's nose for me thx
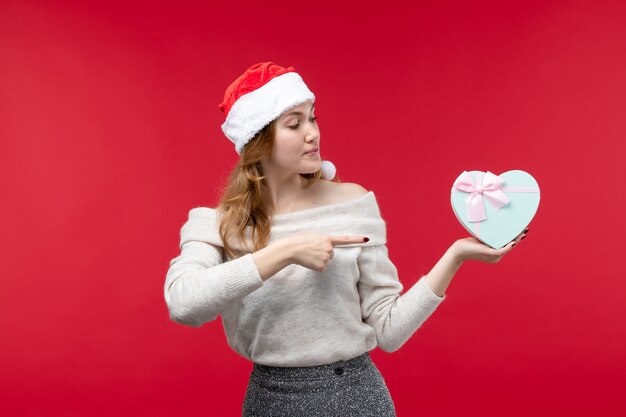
[306,123,319,141]
[305,132,319,143]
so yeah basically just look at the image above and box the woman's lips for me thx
[304,148,319,155]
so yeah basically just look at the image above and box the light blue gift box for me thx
[450,170,540,249]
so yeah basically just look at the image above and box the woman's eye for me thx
[288,117,317,130]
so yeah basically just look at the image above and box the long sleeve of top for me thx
[165,244,263,328]
[164,191,446,367]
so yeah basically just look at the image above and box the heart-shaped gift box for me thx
[450,170,540,249]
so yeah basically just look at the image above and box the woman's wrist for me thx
[252,238,295,281]
[448,240,468,264]
[276,237,296,266]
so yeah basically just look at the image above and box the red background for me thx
[1,0,625,415]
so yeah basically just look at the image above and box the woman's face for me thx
[267,100,321,176]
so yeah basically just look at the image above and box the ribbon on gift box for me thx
[451,171,540,223]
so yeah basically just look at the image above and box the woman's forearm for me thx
[423,244,464,298]
[251,239,294,281]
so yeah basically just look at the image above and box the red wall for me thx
[1,0,625,415]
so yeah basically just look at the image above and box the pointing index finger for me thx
[328,236,369,246]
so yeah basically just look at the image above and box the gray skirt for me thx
[242,352,397,417]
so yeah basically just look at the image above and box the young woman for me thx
[164,62,528,417]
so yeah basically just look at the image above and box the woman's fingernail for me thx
[524,228,530,233]
[363,237,369,242]
[512,243,516,247]
[521,236,526,240]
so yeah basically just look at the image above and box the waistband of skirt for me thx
[252,352,372,380]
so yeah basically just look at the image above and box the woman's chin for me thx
[299,163,322,175]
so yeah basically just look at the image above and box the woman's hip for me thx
[242,351,396,417]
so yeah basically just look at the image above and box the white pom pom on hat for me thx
[218,62,335,180]
[321,160,336,182]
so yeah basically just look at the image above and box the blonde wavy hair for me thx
[216,119,341,260]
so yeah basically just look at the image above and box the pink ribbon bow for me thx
[452,171,510,222]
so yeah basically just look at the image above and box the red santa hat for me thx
[218,62,336,181]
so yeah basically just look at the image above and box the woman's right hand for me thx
[283,232,369,272]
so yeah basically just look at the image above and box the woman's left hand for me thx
[450,228,529,264]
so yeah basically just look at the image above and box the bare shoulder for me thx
[338,182,369,198]
[320,180,369,204]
